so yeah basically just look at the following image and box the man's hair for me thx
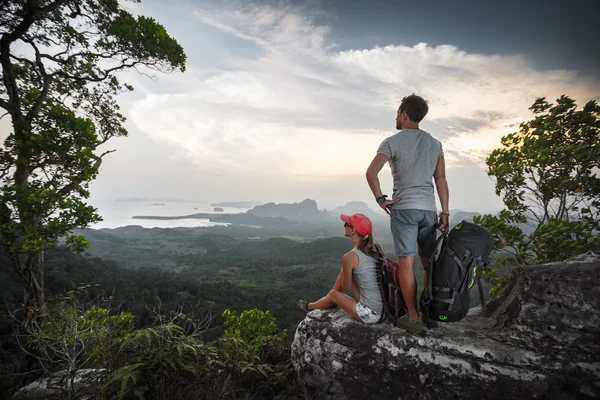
[400,94,429,123]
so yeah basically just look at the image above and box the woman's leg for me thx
[328,290,360,321]
[308,288,360,320]
[308,270,343,310]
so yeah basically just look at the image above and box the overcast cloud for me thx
[2,0,599,215]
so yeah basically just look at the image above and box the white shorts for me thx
[356,302,383,324]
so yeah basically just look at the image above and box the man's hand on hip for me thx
[379,198,400,215]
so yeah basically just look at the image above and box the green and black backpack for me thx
[420,220,494,326]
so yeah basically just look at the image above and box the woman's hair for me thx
[357,233,378,258]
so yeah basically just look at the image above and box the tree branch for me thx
[40,167,56,189]
[26,74,52,121]
[40,50,129,65]
[26,33,62,48]
[0,0,68,115]
[57,150,115,196]
[50,61,140,82]
[20,36,53,121]
[560,190,568,220]
[9,54,41,80]
[99,149,116,158]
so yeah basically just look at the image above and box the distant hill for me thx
[330,201,388,222]
[447,209,537,235]
[76,228,241,268]
[247,199,326,221]
[332,201,375,215]
[449,209,482,227]
[73,226,352,271]
[130,198,491,235]
[245,199,391,223]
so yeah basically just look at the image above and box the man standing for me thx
[366,94,449,332]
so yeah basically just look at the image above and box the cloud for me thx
[128,0,600,188]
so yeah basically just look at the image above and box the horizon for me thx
[105,196,495,215]
[1,0,598,219]
[96,197,501,216]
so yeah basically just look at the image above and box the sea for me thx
[89,201,249,230]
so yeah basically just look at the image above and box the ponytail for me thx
[357,233,377,258]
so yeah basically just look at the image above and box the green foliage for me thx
[476,95,600,294]
[107,323,207,400]
[26,290,134,370]
[486,95,600,224]
[216,309,292,398]
[35,304,134,346]
[8,285,299,399]
[0,0,186,307]
[1,236,336,398]
[219,308,291,390]
[223,308,286,347]
[103,306,293,399]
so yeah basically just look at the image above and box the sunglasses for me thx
[344,223,353,228]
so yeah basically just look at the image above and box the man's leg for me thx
[417,212,439,295]
[421,256,430,287]
[390,210,420,322]
[397,255,420,322]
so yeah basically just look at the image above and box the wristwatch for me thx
[376,195,388,205]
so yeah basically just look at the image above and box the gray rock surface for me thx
[291,251,600,399]
[13,368,105,400]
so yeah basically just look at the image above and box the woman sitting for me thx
[296,213,383,324]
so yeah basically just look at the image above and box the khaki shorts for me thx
[356,302,383,324]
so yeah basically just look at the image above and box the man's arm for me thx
[366,154,399,214]
[366,154,389,199]
[433,155,450,231]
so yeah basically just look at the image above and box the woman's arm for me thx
[351,280,360,301]
[341,252,358,292]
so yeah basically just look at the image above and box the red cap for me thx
[340,213,373,236]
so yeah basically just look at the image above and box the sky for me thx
[2,0,600,214]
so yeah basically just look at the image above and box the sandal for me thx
[296,300,311,314]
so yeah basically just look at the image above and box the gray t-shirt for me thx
[377,129,443,211]
[351,248,383,314]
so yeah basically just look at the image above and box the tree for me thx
[475,95,600,293]
[0,0,186,308]
[13,286,135,400]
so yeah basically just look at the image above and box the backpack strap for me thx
[446,247,465,274]
[453,258,477,301]
[373,243,386,264]
[424,232,448,327]
[438,254,482,312]
[433,297,456,305]
[476,257,486,312]
[424,233,446,270]
[373,243,396,323]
